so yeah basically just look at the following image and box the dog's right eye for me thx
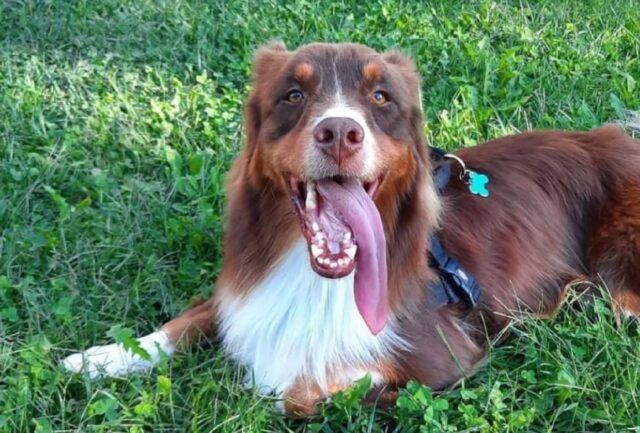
[284,89,304,104]
[371,90,389,105]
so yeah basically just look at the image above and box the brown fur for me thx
[293,62,314,82]
[588,180,640,316]
[363,62,383,82]
[158,42,640,416]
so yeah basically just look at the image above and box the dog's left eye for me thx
[285,89,304,104]
[371,90,389,105]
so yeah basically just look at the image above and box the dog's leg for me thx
[62,298,218,378]
[276,369,389,417]
[276,361,410,417]
[588,180,640,321]
[277,377,336,417]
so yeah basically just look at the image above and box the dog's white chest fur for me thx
[219,241,405,394]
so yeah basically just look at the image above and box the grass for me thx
[1,0,639,431]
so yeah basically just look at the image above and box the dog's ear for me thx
[382,51,417,76]
[382,51,426,149]
[259,39,287,53]
[250,40,289,83]
[245,40,290,147]
[382,51,421,107]
[242,41,291,181]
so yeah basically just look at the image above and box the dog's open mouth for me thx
[289,174,388,334]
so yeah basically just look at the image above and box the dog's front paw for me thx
[61,331,174,379]
[277,381,327,417]
[275,396,323,417]
[61,343,154,379]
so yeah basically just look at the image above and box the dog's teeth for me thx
[311,245,322,258]
[342,232,351,242]
[314,232,324,242]
[329,261,337,269]
[311,222,320,233]
[344,245,357,259]
[305,181,317,209]
[337,258,345,266]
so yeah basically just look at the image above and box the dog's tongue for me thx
[316,179,388,334]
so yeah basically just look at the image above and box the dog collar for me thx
[427,147,482,309]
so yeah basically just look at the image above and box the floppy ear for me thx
[251,40,288,78]
[382,51,427,155]
[382,51,422,109]
[382,51,418,76]
[242,41,290,179]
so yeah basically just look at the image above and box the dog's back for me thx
[441,125,640,329]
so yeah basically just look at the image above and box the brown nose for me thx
[313,117,364,164]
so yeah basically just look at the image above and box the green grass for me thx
[1,0,639,431]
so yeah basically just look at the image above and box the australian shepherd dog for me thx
[63,41,640,416]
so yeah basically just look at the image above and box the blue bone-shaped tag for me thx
[468,170,490,197]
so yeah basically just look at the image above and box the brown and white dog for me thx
[63,41,640,416]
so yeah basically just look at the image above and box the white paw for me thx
[61,331,174,379]
[61,343,152,378]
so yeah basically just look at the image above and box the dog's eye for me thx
[285,89,304,104]
[371,90,389,105]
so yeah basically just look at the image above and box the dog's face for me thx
[245,41,424,187]
[241,42,427,333]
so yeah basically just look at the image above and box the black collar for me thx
[427,147,481,309]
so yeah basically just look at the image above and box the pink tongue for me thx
[316,179,388,334]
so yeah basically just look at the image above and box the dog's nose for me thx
[313,117,364,164]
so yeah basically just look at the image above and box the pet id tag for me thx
[444,153,490,198]
[467,170,490,197]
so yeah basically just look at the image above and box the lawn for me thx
[1,0,639,432]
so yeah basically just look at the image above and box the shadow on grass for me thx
[0,1,260,83]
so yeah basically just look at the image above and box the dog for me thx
[62,41,640,416]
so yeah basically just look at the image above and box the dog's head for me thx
[234,41,435,333]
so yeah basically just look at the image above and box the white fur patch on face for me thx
[61,330,174,379]
[219,241,408,395]
[305,105,378,179]
[304,75,378,179]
